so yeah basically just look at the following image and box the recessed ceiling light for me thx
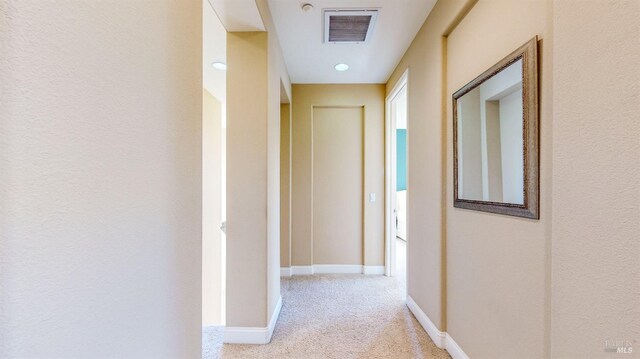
[212,62,227,71]
[334,63,349,72]
[302,3,314,12]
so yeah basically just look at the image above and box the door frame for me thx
[385,70,409,277]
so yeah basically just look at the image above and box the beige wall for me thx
[386,0,474,333]
[258,0,292,325]
[226,0,292,329]
[388,0,551,356]
[203,90,223,326]
[290,85,386,267]
[446,1,552,358]
[312,107,364,265]
[226,31,270,327]
[389,0,639,358]
[551,1,639,357]
[280,104,291,268]
[0,1,202,357]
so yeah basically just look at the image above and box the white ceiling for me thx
[267,0,437,84]
[209,0,266,32]
[203,0,227,102]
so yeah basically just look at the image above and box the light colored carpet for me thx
[203,239,449,359]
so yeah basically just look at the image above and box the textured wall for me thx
[387,0,551,356]
[386,0,473,332]
[312,107,364,265]
[551,1,640,357]
[0,1,202,357]
[257,0,291,325]
[226,0,291,329]
[226,32,270,327]
[290,84,386,267]
[446,1,552,357]
[389,0,639,358]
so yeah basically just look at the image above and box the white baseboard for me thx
[282,265,386,276]
[406,295,469,359]
[406,295,446,348]
[363,265,385,275]
[290,266,314,275]
[313,264,362,274]
[280,267,291,277]
[223,295,282,344]
[267,295,283,342]
[446,333,470,359]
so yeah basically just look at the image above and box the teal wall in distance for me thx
[397,129,407,191]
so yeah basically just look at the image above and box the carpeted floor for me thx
[203,239,449,359]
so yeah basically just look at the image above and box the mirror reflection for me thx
[456,59,524,205]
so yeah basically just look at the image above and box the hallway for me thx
[203,240,440,359]
[2,1,637,358]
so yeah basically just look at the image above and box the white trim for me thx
[363,265,385,275]
[223,326,271,345]
[280,267,291,277]
[313,264,362,274]
[406,295,470,359]
[446,333,470,359]
[406,295,446,349]
[387,70,410,102]
[223,295,283,344]
[385,69,409,278]
[286,265,385,276]
[267,295,283,341]
[290,266,314,275]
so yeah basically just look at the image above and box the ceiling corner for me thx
[209,0,266,32]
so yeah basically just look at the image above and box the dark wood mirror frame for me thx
[452,36,540,219]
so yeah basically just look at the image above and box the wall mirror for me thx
[453,37,539,219]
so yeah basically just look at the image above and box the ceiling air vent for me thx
[324,9,379,44]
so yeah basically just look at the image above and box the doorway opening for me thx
[385,71,408,284]
[202,0,226,332]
